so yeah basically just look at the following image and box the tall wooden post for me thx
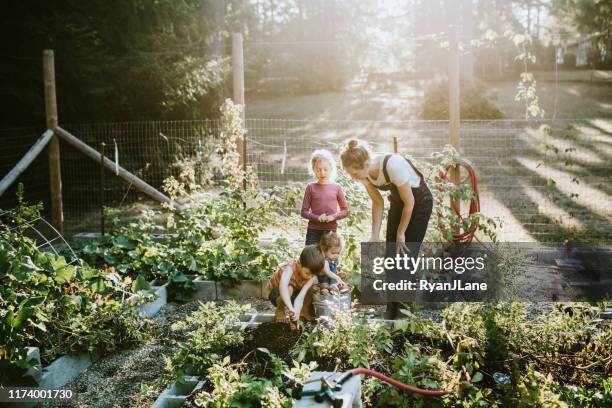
[43,50,64,233]
[448,26,461,212]
[461,0,474,84]
[232,33,246,175]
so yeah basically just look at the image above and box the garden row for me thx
[148,300,612,407]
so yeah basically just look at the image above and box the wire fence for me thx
[0,118,610,241]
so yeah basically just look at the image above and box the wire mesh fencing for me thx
[1,118,610,241]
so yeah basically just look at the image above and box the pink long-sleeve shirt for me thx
[301,182,349,230]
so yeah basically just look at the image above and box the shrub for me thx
[419,80,504,120]
[0,197,147,386]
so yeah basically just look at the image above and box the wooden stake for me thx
[393,136,398,154]
[43,50,64,233]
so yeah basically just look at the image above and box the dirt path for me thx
[41,302,201,408]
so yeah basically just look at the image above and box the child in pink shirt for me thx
[301,149,349,245]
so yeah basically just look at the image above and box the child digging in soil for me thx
[312,231,350,295]
[266,244,323,329]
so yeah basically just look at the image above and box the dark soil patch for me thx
[229,322,305,377]
[244,322,303,358]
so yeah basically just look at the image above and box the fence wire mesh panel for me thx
[0,118,610,241]
[59,120,222,233]
[245,118,611,241]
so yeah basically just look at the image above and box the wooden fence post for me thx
[232,33,246,157]
[43,49,64,234]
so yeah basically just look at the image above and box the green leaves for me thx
[113,235,136,250]
[131,275,151,292]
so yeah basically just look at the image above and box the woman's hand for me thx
[396,234,410,255]
[368,235,379,242]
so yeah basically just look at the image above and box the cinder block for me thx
[216,280,263,299]
[192,278,217,300]
[21,347,100,389]
[152,376,204,408]
[39,351,100,389]
[126,280,168,318]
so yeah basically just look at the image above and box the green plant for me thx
[294,307,392,370]
[165,301,250,380]
[192,356,292,408]
[0,197,146,386]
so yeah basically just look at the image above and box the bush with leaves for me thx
[419,80,504,120]
[0,198,147,386]
[294,307,393,370]
[165,301,250,381]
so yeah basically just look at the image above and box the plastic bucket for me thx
[313,292,351,317]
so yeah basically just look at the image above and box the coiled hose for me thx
[438,158,480,244]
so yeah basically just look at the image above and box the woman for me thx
[340,139,433,318]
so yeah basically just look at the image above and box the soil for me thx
[229,322,306,378]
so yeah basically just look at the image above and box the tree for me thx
[0,0,257,126]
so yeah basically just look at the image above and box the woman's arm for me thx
[395,182,415,253]
[364,181,385,241]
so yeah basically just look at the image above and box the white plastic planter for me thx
[126,280,169,318]
[151,376,204,408]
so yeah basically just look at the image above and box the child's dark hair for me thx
[299,244,325,275]
[319,231,343,251]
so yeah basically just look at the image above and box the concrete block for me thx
[127,280,169,318]
[23,347,42,383]
[293,371,362,408]
[254,313,275,323]
[216,280,263,299]
[152,376,204,408]
[192,278,217,300]
[21,347,99,389]
[39,351,100,389]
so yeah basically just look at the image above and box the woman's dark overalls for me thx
[369,154,433,248]
[371,155,433,314]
